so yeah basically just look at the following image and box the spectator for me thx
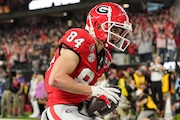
[30,48,41,71]
[0,45,7,70]
[167,32,176,61]
[174,27,180,61]
[136,30,147,63]
[11,70,25,117]
[15,70,25,116]
[108,69,119,86]
[167,71,176,116]
[149,56,166,114]
[143,31,154,62]
[17,41,28,70]
[139,64,151,95]
[135,89,157,120]
[95,73,109,87]
[132,66,147,91]
[161,70,176,117]
[28,71,40,118]
[35,74,46,117]
[11,76,20,116]
[9,41,19,70]
[107,63,119,86]
[0,68,5,117]
[161,71,173,102]
[0,69,12,118]
[117,71,131,120]
[128,40,138,64]
[156,30,167,62]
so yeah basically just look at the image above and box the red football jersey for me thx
[45,28,112,106]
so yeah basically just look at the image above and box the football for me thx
[87,86,121,117]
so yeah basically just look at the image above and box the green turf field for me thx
[174,113,180,120]
[0,113,180,120]
[0,112,40,120]
[0,116,40,120]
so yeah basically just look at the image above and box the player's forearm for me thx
[49,74,92,96]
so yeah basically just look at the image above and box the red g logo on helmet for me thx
[96,6,109,14]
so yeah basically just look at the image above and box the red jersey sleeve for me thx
[58,28,94,59]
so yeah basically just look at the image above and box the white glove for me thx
[91,86,121,108]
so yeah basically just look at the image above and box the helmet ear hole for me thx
[101,22,109,31]
[97,25,102,30]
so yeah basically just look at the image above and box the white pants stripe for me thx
[41,104,95,120]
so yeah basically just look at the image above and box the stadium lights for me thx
[10,19,14,23]
[63,12,67,16]
[28,0,81,10]
[123,4,129,8]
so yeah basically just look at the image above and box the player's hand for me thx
[90,86,121,108]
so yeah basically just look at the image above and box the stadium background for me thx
[0,0,180,120]
[0,0,177,80]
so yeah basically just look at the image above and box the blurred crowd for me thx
[0,4,179,72]
[0,2,179,119]
[113,4,180,66]
[0,68,46,118]
[127,6,180,63]
[0,0,25,5]
[97,57,180,120]
[0,15,85,72]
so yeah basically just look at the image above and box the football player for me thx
[41,2,132,120]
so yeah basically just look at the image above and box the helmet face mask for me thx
[103,22,131,51]
[85,2,132,52]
